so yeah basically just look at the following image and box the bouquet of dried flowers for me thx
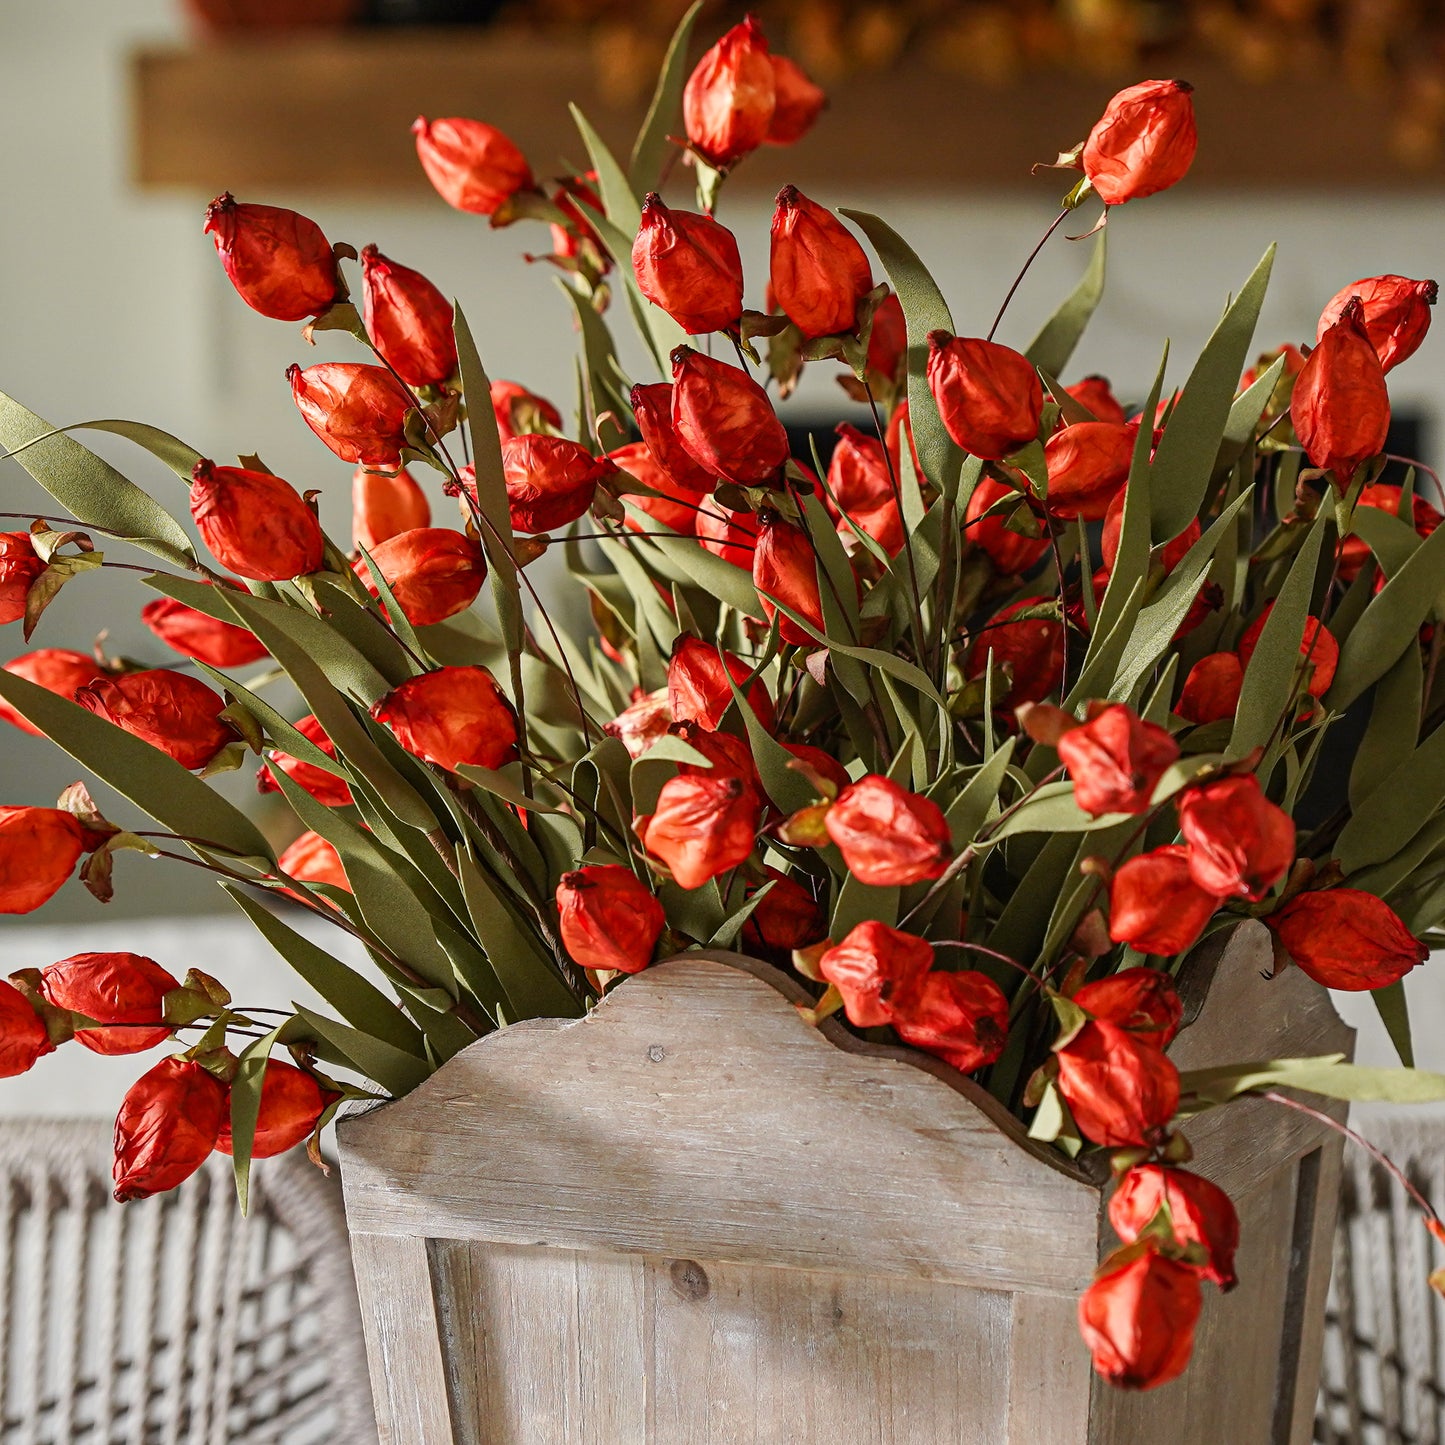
[2,3,1444,1392]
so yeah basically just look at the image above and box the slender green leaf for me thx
[628,1,703,194]
[74,418,203,483]
[1373,980,1415,1069]
[1180,1054,1445,1106]
[1337,724,1445,875]
[1349,646,1422,809]
[292,1005,433,1096]
[228,1022,287,1213]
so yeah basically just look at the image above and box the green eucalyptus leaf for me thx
[1348,504,1424,579]
[73,418,203,483]
[228,1022,287,1213]
[1336,723,1445,875]
[1349,645,1422,809]
[628,1,703,194]
[291,1005,433,1096]
[1372,980,1415,1069]
[1180,1054,1445,1107]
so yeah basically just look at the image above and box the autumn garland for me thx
[0,6,1443,1394]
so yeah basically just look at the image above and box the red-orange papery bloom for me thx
[1318,274,1437,373]
[741,868,826,961]
[500,434,617,535]
[77,670,235,771]
[546,172,607,267]
[610,441,706,536]
[0,978,54,1077]
[1236,606,1339,698]
[217,1059,337,1159]
[1073,966,1183,1050]
[371,666,519,774]
[765,53,825,146]
[0,807,86,914]
[1044,421,1137,521]
[886,399,924,483]
[359,245,457,388]
[671,346,790,486]
[965,475,1049,576]
[202,193,338,322]
[817,920,933,1028]
[362,527,486,627]
[637,773,761,889]
[490,379,562,443]
[1108,845,1226,957]
[1177,775,1296,902]
[0,531,46,625]
[0,650,104,736]
[1267,887,1428,992]
[769,186,873,340]
[278,830,350,894]
[827,423,907,557]
[682,15,776,170]
[140,592,268,669]
[412,116,533,216]
[965,596,1066,710]
[40,952,178,1056]
[1055,1019,1181,1148]
[1066,375,1127,425]
[556,865,666,974]
[1101,492,1198,574]
[630,381,718,493]
[1082,79,1197,207]
[1175,652,1244,726]
[698,496,760,568]
[825,774,952,887]
[189,460,325,582]
[257,713,352,808]
[668,636,774,732]
[1109,1165,1240,1290]
[865,293,907,388]
[603,687,673,760]
[1293,296,1391,489]
[112,1056,228,1203]
[927,332,1043,461]
[353,465,430,553]
[1337,483,1441,584]
[753,513,829,644]
[783,742,851,797]
[893,968,1010,1074]
[1057,703,1179,817]
[631,193,744,337]
[671,720,759,791]
[1078,1245,1202,1391]
[288,362,414,471]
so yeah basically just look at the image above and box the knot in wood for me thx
[668,1258,710,1302]
[646,1043,666,1063]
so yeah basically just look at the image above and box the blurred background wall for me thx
[1,0,1442,1105]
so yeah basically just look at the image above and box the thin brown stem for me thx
[987,209,1070,343]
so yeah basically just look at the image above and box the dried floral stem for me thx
[987,208,1070,343]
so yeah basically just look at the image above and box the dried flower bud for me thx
[865,293,907,389]
[0,650,104,736]
[638,773,761,889]
[76,670,234,771]
[257,713,352,808]
[1293,296,1390,489]
[668,636,774,732]
[0,806,86,914]
[671,346,790,486]
[353,465,431,554]
[1267,887,1428,991]
[1055,1019,1181,1148]
[1044,421,1137,521]
[964,475,1048,575]
[1108,845,1226,957]
[630,382,718,493]
[412,116,533,216]
[1082,80,1198,206]
[1057,703,1179,817]
[189,460,325,582]
[671,720,759,789]
[140,591,267,669]
[217,1059,336,1159]
[753,513,828,644]
[40,952,178,1055]
[359,245,457,388]
[825,774,952,887]
[1066,375,1127,425]
[362,527,486,626]
[769,187,873,340]
[1073,966,1183,1050]
[371,666,518,773]
[1236,607,1339,698]
[765,53,825,145]
[698,496,760,568]
[490,379,562,443]
[556,865,665,974]
[603,687,673,760]
[500,434,617,535]
[0,978,55,1077]
[741,867,826,961]
[965,596,1066,710]
[818,920,933,1027]
[827,423,907,557]
[632,194,745,337]
[1078,1244,1202,1390]
[1337,483,1441,584]
[610,442,706,536]
[288,362,414,470]
[1100,494,1197,574]
[1109,1165,1240,1290]
[927,332,1043,461]
[0,531,45,625]
[1318,275,1437,373]
[112,1056,228,1202]
[1175,652,1244,726]
[783,742,851,798]
[893,968,1009,1074]
[202,193,338,322]
[1177,775,1296,902]
[278,830,350,894]
[682,16,776,170]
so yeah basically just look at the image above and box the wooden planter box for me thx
[338,921,1351,1443]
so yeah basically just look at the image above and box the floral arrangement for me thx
[2,2,1445,1393]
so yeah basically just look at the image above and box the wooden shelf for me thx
[131,28,1445,196]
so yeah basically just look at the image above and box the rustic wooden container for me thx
[338,921,1352,1444]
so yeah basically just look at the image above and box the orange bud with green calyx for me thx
[112,1055,229,1202]
[1078,1243,1202,1391]
[670,347,790,487]
[203,193,338,322]
[1175,652,1243,726]
[360,245,457,389]
[1082,80,1197,207]
[189,460,325,582]
[217,1060,338,1159]
[769,186,873,340]
[0,806,87,914]
[817,920,933,1028]
[0,650,104,735]
[667,635,774,732]
[141,589,267,670]
[257,713,352,808]
[360,527,486,627]
[497,434,617,535]
[893,969,1009,1074]
[1056,702,1179,817]
[0,977,56,1077]
[1054,1019,1180,1148]
[76,669,236,772]
[631,193,744,338]
[353,465,430,553]
[0,531,45,626]
[765,53,825,146]
[1073,966,1183,1050]
[637,773,761,889]
[1318,274,1437,373]
[40,952,179,1055]
[1108,1164,1240,1290]
[682,16,775,171]
[1177,775,1295,902]
[752,512,829,645]
[1108,846,1225,958]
